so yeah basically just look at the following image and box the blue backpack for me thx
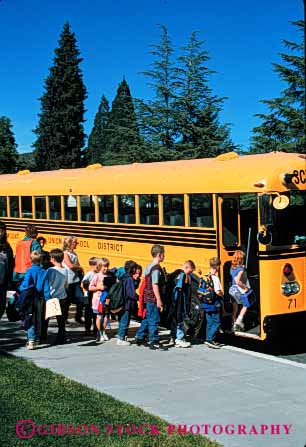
[197,275,221,312]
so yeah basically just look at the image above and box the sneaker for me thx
[95,333,103,343]
[175,339,191,348]
[233,321,245,332]
[102,332,109,341]
[26,341,35,350]
[149,342,168,351]
[117,339,130,346]
[205,340,221,349]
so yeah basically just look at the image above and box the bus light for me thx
[283,263,293,277]
[281,281,300,296]
[283,173,294,184]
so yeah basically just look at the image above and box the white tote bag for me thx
[45,298,62,319]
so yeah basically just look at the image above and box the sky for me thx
[0,0,304,153]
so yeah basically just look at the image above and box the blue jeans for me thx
[118,310,131,340]
[206,311,221,342]
[176,322,186,340]
[136,302,160,343]
[27,324,38,342]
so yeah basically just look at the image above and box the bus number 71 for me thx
[288,298,297,309]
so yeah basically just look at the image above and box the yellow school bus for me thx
[1,151,305,340]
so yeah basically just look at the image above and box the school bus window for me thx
[21,196,33,218]
[0,197,7,217]
[222,198,239,247]
[189,194,213,227]
[163,194,184,226]
[64,195,78,221]
[9,197,19,218]
[35,197,47,219]
[139,194,159,225]
[81,195,96,222]
[98,195,114,223]
[49,196,61,220]
[118,195,135,224]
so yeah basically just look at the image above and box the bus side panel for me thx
[7,230,217,275]
[259,257,306,336]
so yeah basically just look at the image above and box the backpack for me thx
[159,269,182,329]
[197,274,221,311]
[108,280,125,312]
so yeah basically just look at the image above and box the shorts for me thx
[229,285,243,305]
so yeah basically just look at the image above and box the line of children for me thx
[18,239,250,351]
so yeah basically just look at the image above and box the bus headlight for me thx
[281,282,300,296]
[290,282,300,294]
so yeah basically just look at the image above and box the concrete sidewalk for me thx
[1,318,306,447]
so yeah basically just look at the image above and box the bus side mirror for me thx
[259,194,275,226]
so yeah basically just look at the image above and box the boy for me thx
[172,260,196,348]
[19,251,47,350]
[201,257,223,349]
[82,257,98,336]
[135,244,167,350]
[43,248,69,345]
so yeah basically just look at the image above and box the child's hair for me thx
[25,224,38,239]
[135,264,142,275]
[88,256,98,266]
[151,244,164,258]
[62,235,78,251]
[37,236,46,245]
[30,250,41,265]
[96,257,110,271]
[50,248,64,263]
[231,250,245,267]
[184,260,196,270]
[209,257,221,269]
[124,260,137,274]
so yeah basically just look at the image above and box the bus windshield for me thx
[259,191,306,246]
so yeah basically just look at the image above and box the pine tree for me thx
[102,79,144,165]
[33,22,87,170]
[251,20,305,153]
[174,31,235,158]
[85,95,110,164]
[137,25,177,154]
[0,116,19,173]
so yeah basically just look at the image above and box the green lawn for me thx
[0,353,221,447]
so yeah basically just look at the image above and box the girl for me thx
[62,236,83,323]
[89,258,115,343]
[229,250,251,331]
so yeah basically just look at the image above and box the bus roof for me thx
[1,152,305,195]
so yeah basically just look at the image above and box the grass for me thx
[0,353,221,447]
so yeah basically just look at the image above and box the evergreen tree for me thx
[85,95,110,164]
[0,116,19,173]
[33,22,87,170]
[174,31,235,158]
[251,21,305,153]
[102,79,144,165]
[137,25,177,154]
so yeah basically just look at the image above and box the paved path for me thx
[1,318,306,447]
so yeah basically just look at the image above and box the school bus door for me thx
[217,195,241,293]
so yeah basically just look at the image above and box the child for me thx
[19,251,47,350]
[229,250,250,331]
[43,248,69,344]
[201,257,223,349]
[117,260,139,346]
[135,244,167,350]
[82,257,98,336]
[172,260,196,348]
[89,258,115,343]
